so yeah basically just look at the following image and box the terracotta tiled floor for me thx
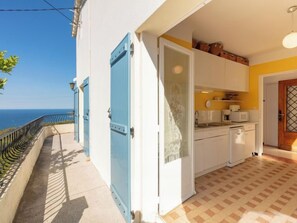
[163,155,297,223]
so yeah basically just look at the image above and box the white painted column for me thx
[139,32,159,222]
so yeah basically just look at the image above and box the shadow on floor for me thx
[14,133,87,223]
[52,196,88,223]
[13,136,54,223]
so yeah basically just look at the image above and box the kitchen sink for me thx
[197,122,234,128]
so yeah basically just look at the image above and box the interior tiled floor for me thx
[163,155,297,223]
[264,145,297,161]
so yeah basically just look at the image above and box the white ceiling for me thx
[185,0,297,58]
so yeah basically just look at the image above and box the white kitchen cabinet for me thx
[193,48,249,92]
[194,140,204,173]
[203,139,219,170]
[225,60,249,92]
[217,136,229,164]
[245,127,256,158]
[194,49,225,89]
[194,133,228,176]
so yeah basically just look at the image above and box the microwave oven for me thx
[230,111,249,122]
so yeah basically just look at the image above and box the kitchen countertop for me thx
[195,122,258,132]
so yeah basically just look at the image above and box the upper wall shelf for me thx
[205,99,241,108]
[211,99,241,102]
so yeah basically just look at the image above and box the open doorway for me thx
[262,71,297,157]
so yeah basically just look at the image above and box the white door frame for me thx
[263,83,278,147]
[258,69,297,154]
[158,37,195,215]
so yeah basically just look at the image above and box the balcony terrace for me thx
[0,114,124,223]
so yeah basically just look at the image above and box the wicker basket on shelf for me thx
[195,41,210,52]
[219,51,236,61]
[209,42,223,55]
[228,53,237,61]
[192,39,198,48]
[236,56,249,65]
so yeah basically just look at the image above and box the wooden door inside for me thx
[278,78,297,151]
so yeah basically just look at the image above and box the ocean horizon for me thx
[0,109,73,131]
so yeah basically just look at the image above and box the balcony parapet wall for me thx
[0,124,74,223]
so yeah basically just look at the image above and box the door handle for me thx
[278,110,284,121]
[107,108,112,119]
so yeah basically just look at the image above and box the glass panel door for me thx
[286,85,297,132]
[164,46,190,163]
[278,78,297,151]
[159,38,195,215]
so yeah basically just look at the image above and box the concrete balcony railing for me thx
[0,114,74,223]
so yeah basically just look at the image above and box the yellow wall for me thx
[161,34,192,49]
[195,91,237,110]
[238,56,297,110]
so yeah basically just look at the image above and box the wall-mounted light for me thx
[172,65,183,74]
[69,82,75,91]
[283,6,297,48]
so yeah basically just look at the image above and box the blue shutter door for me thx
[83,77,90,157]
[74,87,79,142]
[110,33,132,223]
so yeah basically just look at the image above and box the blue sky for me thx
[0,0,75,109]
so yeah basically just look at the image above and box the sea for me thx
[0,109,72,131]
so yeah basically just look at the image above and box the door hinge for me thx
[130,43,134,56]
[107,108,111,119]
[130,127,134,138]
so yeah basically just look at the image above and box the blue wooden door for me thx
[74,87,79,142]
[83,77,90,157]
[110,33,132,222]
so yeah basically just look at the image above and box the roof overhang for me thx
[136,0,210,36]
[72,0,82,37]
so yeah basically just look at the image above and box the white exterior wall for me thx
[138,32,159,222]
[86,0,164,186]
[76,1,91,144]
[75,0,165,221]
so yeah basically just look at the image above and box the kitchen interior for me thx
[192,40,259,173]
[161,0,297,175]
[162,0,297,222]
[194,95,258,176]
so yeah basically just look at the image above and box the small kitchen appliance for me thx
[230,111,249,122]
[229,105,240,112]
[222,109,231,122]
